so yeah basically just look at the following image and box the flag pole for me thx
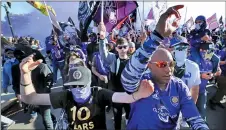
[184,7,187,24]
[101,1,104,23]
[43,1,53,24]
[137,8,144,32]
[2,4,15,38]
[143,1,144,21]
[43,0,55,34]
[43,0,60,46]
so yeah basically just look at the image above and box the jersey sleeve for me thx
[193,63,201,86]
[121,34,162,93]
[49,91,68,109]
[179,81,209,130]
[97,88,114,107]
[92,56,96,68]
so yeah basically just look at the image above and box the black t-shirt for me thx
[50,87,114,130]
[113,58,129,92]
[87,42,99,63]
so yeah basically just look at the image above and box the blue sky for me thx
[1,2,34,21]
[139,2,225,23]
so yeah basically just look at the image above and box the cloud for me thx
[2,2,80,47]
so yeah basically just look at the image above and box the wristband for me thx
[153,30,164,40]
[20,83,32,87]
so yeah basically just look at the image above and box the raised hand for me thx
[19,54,43,74]
[137,79,155,99]
[201,35,211,42]
[98,22,106,39]
[155,5,184,37]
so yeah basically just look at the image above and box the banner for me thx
[78,1,92,29]
[185,17,194,30]
[26,1,56,16]
[147,8,154,20]
[93,1,138,32]
[207,13,219,30]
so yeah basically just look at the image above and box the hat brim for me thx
[199,43,214,50]
[64,81,89,86]
[171,42,189,47]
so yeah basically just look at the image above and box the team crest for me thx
[73,70,82,80]
[170,96,179,107]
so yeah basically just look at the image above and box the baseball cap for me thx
[5,47,15,53]
[199,42,215,51]
[128,42,135,48]
[170,35,189,47]
[64,66,91,86]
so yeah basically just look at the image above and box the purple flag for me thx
[93,1,138,32]
[147,8,154,20]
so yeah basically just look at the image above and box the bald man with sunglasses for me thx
[119,5,209,130]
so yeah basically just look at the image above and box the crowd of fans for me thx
[1,5,226,130]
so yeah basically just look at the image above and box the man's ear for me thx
[147,63,152,71]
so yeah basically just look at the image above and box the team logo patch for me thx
[170,96,179,107]
[153,105,169,123]
[73,70,82,80]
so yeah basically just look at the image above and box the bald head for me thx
[148,48,174,86]
[151,48,173,62]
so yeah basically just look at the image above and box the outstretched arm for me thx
[121,33,162,93]
[98,22,118,65]
[121,5,184,93]
[20,55,51,106]
[112,79,154,103]
[20,72,51,106]
[98,79,154,106]
[99,39,116,65]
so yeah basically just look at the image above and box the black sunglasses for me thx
[69,64,81,68]
[117,45,128,49]
[70,85,86,88]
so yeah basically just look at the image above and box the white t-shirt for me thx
[181,59,201,89]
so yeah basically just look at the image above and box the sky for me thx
[137,2,225,25]
[1,1,225,25]
[1,2,34,20]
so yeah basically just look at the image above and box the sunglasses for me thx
[70,85,86,88]
[117,45,128,49]
[201,49,214,53]
[69,64,81,68]
[174,45,188,51]
[150,61,175,68]
[207,49,214,53]
[195,21,203,24]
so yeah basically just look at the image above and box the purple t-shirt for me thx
[51,46,65,62]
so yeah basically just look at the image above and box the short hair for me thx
[116,37,128,46]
